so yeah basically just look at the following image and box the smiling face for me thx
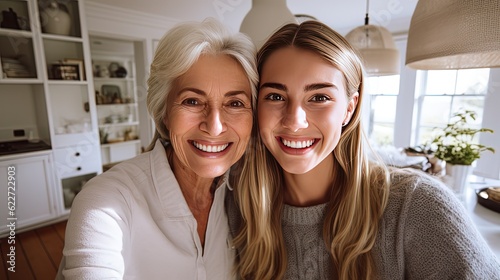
[258,47,358,175]
[164,54,253,178]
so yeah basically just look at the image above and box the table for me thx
[463,178,500,259]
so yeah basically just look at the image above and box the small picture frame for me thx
[63,58,85,81]
[101,84,122,104]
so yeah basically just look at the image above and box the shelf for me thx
[91,36,140,167]
[0,35,37,79]
[100,139,140,148]
[47,80,88,85]
[0,1,31,33]
[41,33,83,42]
[0,28,32,37]
[96,103,137,107]
[93,77,134,82]
[99,121,139,128]
[0,78,43,84]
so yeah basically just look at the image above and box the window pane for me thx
[451,96,485,127]
[371,95,397,123]
[418,126,435,145]
[455,68,489,95]
[420,96,452,127]
[366,75,400,95]
[426,70,456,95]
[370,123,394,146]
[411,60,489,148]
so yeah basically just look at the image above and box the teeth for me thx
[281,138,314,149]
[193,141,229,153]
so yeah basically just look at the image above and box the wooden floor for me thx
[0,220,67,280]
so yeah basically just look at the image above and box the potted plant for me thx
[428,109,495,196]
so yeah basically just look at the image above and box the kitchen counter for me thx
[0,140,51,157]
[464,177,500,259]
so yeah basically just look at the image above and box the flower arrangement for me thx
[428,110,495,166]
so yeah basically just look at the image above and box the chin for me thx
[281,163,315,175]
[196,166,229,179]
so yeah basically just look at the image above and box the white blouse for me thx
[57,140,235,279]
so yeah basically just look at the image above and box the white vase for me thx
[40,1,71,36]
[445,163,472,198]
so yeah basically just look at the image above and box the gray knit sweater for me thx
[227,168,500,279]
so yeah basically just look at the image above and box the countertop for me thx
[463,177,500,259]
[0,140,51,157]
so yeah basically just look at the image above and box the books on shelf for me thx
[49,58,85,81]
[1,57,33,78]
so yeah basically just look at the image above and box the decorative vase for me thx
[445,163,472,199]
[40,1,71,36]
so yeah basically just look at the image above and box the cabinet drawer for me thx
[53,145,101,178]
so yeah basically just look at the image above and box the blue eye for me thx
[265,93,285,101]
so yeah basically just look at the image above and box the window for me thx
[365,75,400,146]
[413,68,490,145]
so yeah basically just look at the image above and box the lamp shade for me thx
[346,24,400,76]
[406,0,500,70]
[240,0,297,49]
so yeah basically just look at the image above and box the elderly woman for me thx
[57,18,257,279]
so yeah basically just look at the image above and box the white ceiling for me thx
[90,0,419,35]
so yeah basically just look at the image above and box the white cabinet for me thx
[53,144,101,179]
[0,151,58,236]
[90,36,141,166]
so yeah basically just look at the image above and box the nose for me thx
[200,107,226,136]
[282,103,308,132]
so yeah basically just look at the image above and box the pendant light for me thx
[405,0,500,70]
[240,0,297,49]
[345,0,400,76]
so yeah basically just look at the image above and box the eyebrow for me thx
[259,82,287,92]
[178,87,249,98]
[259,82,337,92]
[304,83,338,92]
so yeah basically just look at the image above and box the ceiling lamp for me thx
[295,14,317,23]
[345,0,400,76]
[406,0,500,70]
[240,0,297,49]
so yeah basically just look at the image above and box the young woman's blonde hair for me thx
[231,20,391,279]
[145,18,258,151]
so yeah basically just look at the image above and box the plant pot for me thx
[445,163,472,198]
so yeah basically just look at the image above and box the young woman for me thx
[228,20,500,279]
[57,19,257,279]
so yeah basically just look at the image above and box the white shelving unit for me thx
[0,0,101,222]
[90,36,141,166]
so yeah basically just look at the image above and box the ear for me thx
[343,92,359,125]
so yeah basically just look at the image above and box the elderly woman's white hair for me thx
[146,18,258,150]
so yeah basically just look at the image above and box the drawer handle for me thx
[75,152,80,156]
[76,167,82,171]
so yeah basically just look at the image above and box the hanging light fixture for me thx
[406,0,500,70]
[345,0,400,76]
[240,0,297,49]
